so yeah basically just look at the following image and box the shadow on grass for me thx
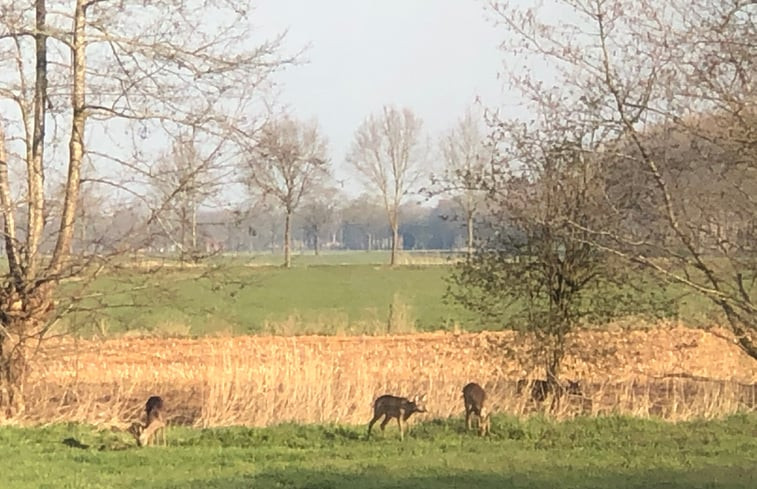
[152,466,756,489]
[61,437,89,449]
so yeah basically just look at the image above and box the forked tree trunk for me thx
[1,0,86,416]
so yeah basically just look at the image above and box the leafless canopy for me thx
[246,116,330,267]
[347,106,426,266]
[436,107,491,254]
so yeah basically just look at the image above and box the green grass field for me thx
[57,252,723,337]
[2,415,755,489]
[62,262,474,336]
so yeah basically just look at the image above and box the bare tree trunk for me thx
[1,127,30,414]
[48,0,85,277]
[26,0,48,280]
[0,327,29,416]
[179,205,187,263]
[191,198,197,258]
[313,230,320,256]
[390,223,399,266]
[0,123,20,282]
[284,210,292,268]
[466,210,474,256]
[0,0,53,416]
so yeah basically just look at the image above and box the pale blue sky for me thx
[252,0,508,193]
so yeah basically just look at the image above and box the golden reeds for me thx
[8,325,756,428]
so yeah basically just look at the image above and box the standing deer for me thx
[462,382,490,436]
[367,393,427,440]
[129,395,166,447]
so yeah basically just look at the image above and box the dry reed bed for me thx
[19,325,757,427]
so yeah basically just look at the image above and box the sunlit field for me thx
[57,251,723,337]
[21,326,757,427]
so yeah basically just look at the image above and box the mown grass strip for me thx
[3,414,755,489]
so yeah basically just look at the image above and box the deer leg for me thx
[367,413,382,437]
[480,416,490,436]
[397,416,404,441]
[138,418,166,447]
[379,415,391,432]
[465,407,472,431]
[128,422,145,446]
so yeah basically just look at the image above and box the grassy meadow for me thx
[57,251,721,337]
[2,415,756,489]
[8,253,755,488]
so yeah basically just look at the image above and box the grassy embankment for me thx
[2,414,756,489]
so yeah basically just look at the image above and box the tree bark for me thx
[26,0,48,279]
[284,210,292,268]
[390,223,399,266]
[48,0,85,276]
[466,210,474,256]
[191,197,197,258]
[0,123,21,282]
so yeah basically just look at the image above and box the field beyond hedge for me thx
[59,257,721,336]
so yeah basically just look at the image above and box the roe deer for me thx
[518,379,582,402]
[462,382,490,436]
[367,393,427,440]
[129,395,166,447]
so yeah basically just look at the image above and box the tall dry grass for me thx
[9,326,757,429]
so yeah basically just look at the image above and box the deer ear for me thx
[419,393,427,401]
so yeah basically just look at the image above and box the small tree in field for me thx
[347,106,426,266]
[299,184,341,255]
[488,0,757,360]
[246,116,329,268]
[450,122,672,383]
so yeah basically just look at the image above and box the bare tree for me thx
[435,107,491,255]
[0,0,290,415]
[347,106,426,266]
[148,130,228,262]
[246,116,329,268]
[488,0,756,359]
[299,183,341,255]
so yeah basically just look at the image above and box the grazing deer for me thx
[367,393,427,440]
[518,379,582,402]
[129,395,166,447]
[462,382,490,436]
